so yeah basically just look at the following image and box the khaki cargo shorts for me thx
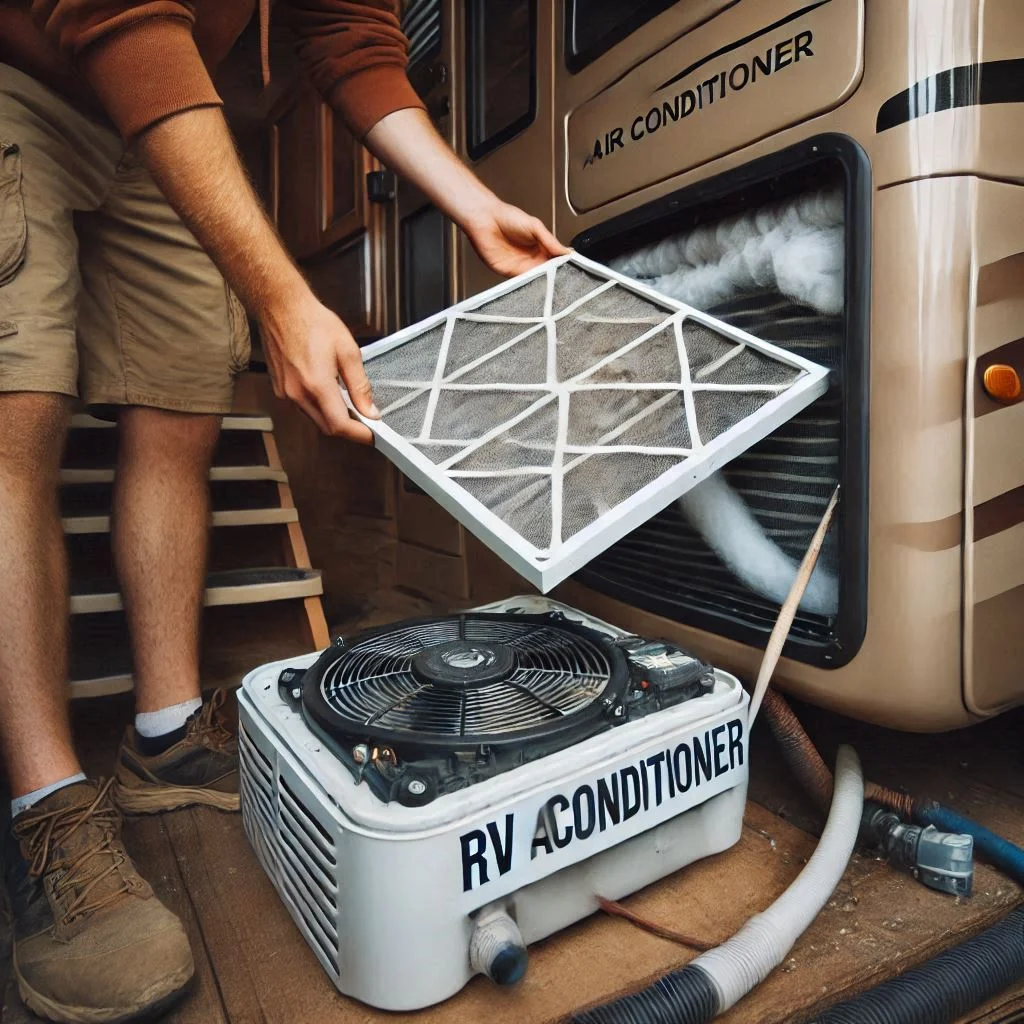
[0,63,250,414]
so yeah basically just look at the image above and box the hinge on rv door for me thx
[365,170,396,203]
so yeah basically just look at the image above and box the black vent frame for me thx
[564,0,681,74]
[571,134,871,669]
[402,0,442,75]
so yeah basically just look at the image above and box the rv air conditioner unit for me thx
[239,597,750,1011]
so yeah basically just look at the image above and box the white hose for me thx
[692,744,864,1013]
[678,473,839,617]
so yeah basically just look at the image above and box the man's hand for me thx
[462,201,569,277]
[259,290,379,443]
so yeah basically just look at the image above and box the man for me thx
[0,1,566,1020]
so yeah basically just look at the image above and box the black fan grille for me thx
[313,615,617,744]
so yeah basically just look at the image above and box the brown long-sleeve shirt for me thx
[0,0,425,141]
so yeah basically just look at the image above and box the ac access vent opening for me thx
[571,134,871,668]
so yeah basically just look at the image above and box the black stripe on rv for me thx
[876,59,1024,133]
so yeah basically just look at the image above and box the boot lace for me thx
[12,779,132,925]
[186,689,236,753]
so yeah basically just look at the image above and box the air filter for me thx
[356,253,829,592]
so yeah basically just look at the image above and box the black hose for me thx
[571,963,719,1024]
[810,905,1024,1024]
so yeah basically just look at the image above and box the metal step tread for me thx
[70,413,274,432]
[60,465,288,485]
[70,566,322,615]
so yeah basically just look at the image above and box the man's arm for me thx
[287,1,568,275]
[31,0,224,141]
[135,107,378,442]
[365,108,569,276]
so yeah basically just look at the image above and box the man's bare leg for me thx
[111,407,219,714]
[0,393,81,798]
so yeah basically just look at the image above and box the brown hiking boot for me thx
[113,690,239,814]
[5,779,194,1023]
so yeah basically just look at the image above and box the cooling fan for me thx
[305,614,625,749]
[239,597,751,1011]
[293,612,715,805]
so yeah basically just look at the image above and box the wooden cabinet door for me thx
[267,85,322,259]
[267,84,387,339]
[320,107,374,249]
[302,231,386,341]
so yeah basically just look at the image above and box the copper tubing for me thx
[596,896,715,952]
[865,782,914,819]
[759,689,915,820]
[760,688,834,811]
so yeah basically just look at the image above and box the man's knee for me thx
[0,392,71,482]
[118,407,221,465]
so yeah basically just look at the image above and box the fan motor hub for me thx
[411,641,517,690]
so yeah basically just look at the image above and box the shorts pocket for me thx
[225,285,252,375]
[0,141,27,288]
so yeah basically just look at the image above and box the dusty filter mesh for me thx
[357,253,829,592]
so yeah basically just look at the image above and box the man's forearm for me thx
[134,107,306,318]
[134,105,377,442]
[363,106,566,279]
[364,107,499,229]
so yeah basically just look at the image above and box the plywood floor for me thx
[2,641,1023,1023]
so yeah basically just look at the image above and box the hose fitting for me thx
[861,800,974,897]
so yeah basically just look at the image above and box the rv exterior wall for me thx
[440,0,1024,730]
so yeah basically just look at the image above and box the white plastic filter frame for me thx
[354,252,830,593]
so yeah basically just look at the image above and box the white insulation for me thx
[612,189,845,616]
[610,189,845,316]
[678,473,840,618]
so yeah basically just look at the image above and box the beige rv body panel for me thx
[964,177,1024,716]
[565,0,865,212]
[393,0,1023,731]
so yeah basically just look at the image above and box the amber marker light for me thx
[982,364,1022,403]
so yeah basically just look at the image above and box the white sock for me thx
[11,772,87,819]
[135,697,203,739]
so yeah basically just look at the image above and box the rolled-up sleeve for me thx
[287,0,426,138]
[31,1,222,141]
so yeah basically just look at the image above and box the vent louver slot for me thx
[239,726,341,973]
[402,0,441,71]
